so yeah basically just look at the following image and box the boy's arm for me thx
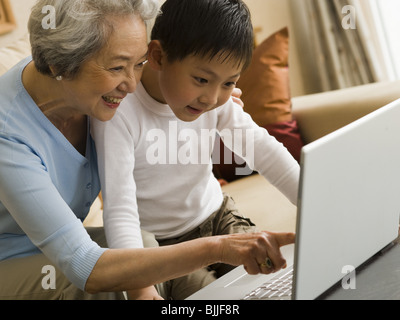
[127,286,164,300]
[92,114,162,300]
[91,114,144,249]
[217,100,300,205]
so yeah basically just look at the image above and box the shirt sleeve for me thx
[217,100,300,205]
[0,135,106,290]
[91,114,144,249]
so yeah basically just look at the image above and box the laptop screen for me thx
[293,99,400,300]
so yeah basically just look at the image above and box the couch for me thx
[1,34,400,232]
[219,79,400,233]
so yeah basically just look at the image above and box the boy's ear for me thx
[147,40,165,71]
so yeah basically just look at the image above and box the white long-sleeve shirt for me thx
[92,82,300,249]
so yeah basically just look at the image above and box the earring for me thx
[56,75,63,81]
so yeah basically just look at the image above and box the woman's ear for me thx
[49,65,60,79]
[147,40,165,71]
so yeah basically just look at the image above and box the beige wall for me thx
[244,0,304,96]
[0,0,36,47]
[0,0,305,96]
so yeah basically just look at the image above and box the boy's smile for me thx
[186,105,205,116]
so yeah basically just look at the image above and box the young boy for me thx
[92,0,300,299]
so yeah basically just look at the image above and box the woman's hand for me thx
[218,231,295,275]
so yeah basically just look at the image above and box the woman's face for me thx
[61,14,149,121]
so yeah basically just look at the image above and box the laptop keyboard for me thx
[242,266,293,300]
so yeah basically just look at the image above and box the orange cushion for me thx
[237,27,292,126]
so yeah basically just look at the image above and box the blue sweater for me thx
[0,57,106,290]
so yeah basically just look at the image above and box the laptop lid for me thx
[187,100,400,301]
[293,99,400,300]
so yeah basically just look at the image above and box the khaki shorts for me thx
[157,194,257,300]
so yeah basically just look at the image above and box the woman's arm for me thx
[85,231,294,294]
[0,137,106,290]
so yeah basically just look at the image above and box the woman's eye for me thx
[110,66,124,72]
[135,60,148,70]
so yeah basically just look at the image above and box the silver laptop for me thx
[187,99,400,300]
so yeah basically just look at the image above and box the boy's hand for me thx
[231,88,244,108]
[127,286,164,300]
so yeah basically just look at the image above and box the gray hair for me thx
[29,0,159,79]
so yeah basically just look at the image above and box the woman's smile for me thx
[102,95,125,109]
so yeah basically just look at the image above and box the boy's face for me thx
[158,54,243,122]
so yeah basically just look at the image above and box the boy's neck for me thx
[141,65,167,104]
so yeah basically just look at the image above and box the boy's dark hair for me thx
[151,0,254,70]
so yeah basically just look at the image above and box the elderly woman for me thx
[0,0,294,300]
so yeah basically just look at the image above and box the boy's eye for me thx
[194,77,208,84]
[225,82,237,88]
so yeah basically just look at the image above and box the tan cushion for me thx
[292,80,400,144]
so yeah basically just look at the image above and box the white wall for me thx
[375,0,400,80]
[0,0,305,96]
